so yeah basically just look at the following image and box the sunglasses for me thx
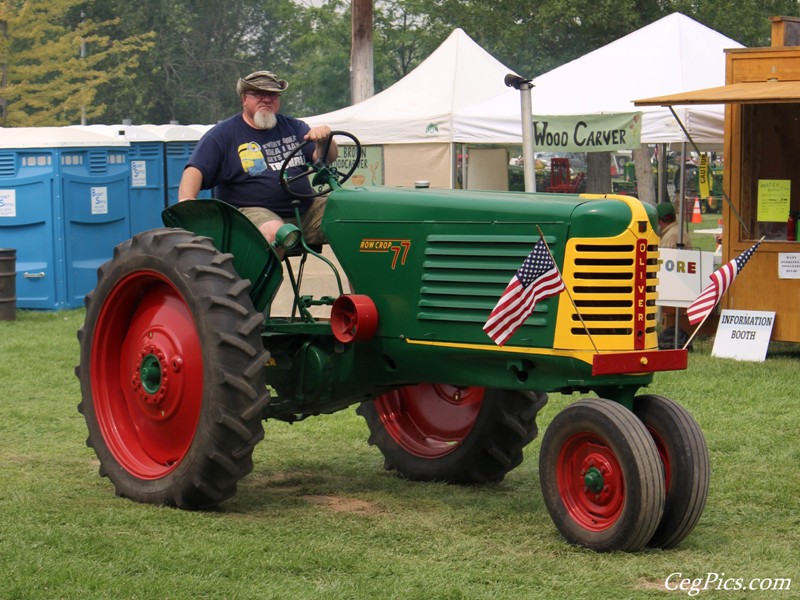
[245,90,281,99]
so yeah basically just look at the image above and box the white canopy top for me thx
[303,28,518,144]
[307,14,743,149]
[457,13,744,146]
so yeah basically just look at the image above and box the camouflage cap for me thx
[236,71,289,96]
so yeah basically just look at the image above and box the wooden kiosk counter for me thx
[637,16,800,343]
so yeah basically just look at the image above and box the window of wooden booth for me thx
[740,102,800,242]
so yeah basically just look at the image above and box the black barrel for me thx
[0,248,16,321]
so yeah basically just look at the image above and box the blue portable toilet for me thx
[72,124,166,235]
[140,124,212,206]
[0,127,131,309]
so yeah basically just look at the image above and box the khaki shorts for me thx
[240,197,327,245]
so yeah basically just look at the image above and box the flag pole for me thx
[535,225,600,354]
[681,235,765,350]
[682,308,712,350]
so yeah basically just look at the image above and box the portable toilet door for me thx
[71,124,166,235]
[59,130,131,308]
[140,124,211,206]
[0,128,64,309]
[128,136,167,233]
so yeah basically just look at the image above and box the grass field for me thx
[1,309,797,599]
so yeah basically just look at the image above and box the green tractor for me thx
[77,132,708,552]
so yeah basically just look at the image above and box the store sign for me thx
[712,310,775,362]
[656,248,716,308]
[531,112,642,152]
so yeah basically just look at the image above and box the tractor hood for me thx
[325,186,647,240]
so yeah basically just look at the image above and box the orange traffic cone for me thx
[691,197,702,223]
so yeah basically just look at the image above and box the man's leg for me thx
[240,206,284,244]
[289,197,328,245]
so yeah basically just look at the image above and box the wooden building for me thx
[637,16,800,342]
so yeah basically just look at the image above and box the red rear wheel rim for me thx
[91,271,204,479]
[374,384,484,458]
[556,433,625,531]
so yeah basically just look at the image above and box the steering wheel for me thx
[279,130,362,199]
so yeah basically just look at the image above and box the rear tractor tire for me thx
[76,228,269,509]
[357,385,547,484]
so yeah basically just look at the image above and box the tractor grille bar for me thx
[558,240,659,350]
[416,233,659,351]
[417,234,553,326]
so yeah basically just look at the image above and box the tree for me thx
[351,0,374,102]
[0,0,153,126]
[660,0,800,47]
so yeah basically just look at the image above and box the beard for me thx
[253,109,277,130]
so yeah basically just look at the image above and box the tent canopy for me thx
[456,13,744,147]
[303,28,517,145]
[306,14,742,148]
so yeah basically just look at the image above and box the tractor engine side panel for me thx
[323,187,584,349]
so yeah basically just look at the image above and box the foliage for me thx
[661,0,800,47]
[0,0,154,126]
[279,0,353,117]
[86,0,291,124]
[1,0,798,124]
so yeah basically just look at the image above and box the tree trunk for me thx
[586,151,611,194]
[351,0,374,104]
[633,145,655,207]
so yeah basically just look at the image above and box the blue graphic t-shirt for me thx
[186,113,316,216]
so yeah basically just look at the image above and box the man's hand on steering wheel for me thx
[279,131,362,200]
[305,126,337,163]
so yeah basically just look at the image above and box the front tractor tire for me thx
[76,229,269,509]
[633,394,710,549]
[357,385,547,484]
[539,398,665,552]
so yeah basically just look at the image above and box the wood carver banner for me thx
[531,112,642,152]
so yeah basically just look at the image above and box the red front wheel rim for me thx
[374,384,484,459]
[556,433,625,531]
[91,271,204,479]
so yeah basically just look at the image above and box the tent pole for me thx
[504,73,535,192]
[678,142,687,248]
[658,143,666,203]
[519,82,536,192]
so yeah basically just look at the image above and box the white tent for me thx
[304,28,518,187]
[456,13,744,148]
[305,14,742,188]
[304,28,515,144]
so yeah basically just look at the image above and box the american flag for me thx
[686,239,762,325]
[484,238,566,346]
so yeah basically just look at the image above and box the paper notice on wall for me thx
[757,179,790,222]
[0,190,16,217]
[91,187,109,215]
[131,160,147,187]
[778,253,800,279]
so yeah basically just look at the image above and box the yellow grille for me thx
[554,204,661,352]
